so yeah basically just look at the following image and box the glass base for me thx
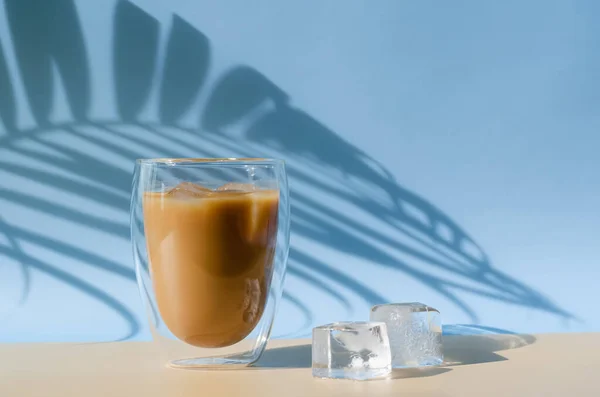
[169,353,259,369]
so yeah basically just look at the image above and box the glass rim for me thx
[136,157,284,166]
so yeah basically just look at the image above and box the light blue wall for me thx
[0,0,598,342]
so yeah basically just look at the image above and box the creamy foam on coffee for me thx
[143,182,279,348]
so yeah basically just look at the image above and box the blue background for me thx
[0,0,598,342]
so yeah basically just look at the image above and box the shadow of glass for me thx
[253,343,453,380]
[389,367,452,379]
[248,327,534,370]
[248,334,532,371]
[252,344,312,368]
[443,333,536,367]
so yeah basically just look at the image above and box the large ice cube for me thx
[370,303,443,368]
[216,182,257,192]
[312,321,391,380]
[167,182,214,198]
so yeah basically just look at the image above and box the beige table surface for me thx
[0,333,597,397]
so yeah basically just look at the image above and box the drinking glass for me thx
[131,158,290,368]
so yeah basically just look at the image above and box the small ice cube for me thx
[312,321,391,380]
[370,303,443,368]
[166,182,214,198]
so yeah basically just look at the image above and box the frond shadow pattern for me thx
[0,0,572,340]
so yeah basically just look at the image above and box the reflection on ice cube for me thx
[312,321,391,380]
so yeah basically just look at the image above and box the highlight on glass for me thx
[131,158,290,368]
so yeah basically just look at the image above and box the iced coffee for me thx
[143,182,279,348]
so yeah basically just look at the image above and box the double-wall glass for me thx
[131,158,289,368]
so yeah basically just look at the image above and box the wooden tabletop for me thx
[0,333,597,397]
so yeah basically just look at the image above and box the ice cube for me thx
[312,321,392,380]
[167,182,213,198]
[216,182,257,193]
[370,303,443,368]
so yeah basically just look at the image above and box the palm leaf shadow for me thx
[0,0,398,337]
[0,217,30,309]
[5,0,90,124]
[159,15,210,123]
[198,66,575,323]
[5,0,52,125]
[113,0,159,121]
[0,0,575,341]
[0,40,16,132]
